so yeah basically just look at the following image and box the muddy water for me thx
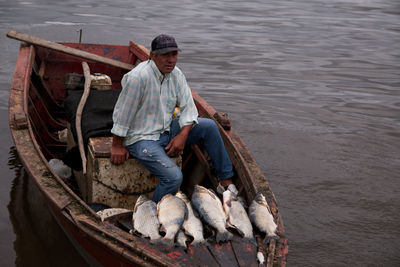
[1,0,399,266]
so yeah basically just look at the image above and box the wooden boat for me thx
[7,30,288,266]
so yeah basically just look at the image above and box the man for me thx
[110,34,234,203]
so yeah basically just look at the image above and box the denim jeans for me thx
[126,118,234,202]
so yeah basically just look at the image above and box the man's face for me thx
[151,50,178,74]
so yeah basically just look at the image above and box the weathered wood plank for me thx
[207,241,239,267]
[266,239,276,267]
[231,235,258,267]
[187,245,219,267]
[115,216,219,266]
[7,30,135,71]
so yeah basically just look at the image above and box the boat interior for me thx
[14,41,286,266]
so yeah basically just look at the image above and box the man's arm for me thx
[165,124,192,156]
[110,135,130,165]
[176,73,198,129]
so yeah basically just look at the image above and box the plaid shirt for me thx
[111,60,198,146]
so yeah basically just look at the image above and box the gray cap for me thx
[151,34,181,54]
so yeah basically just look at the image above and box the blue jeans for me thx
[126,118,234,203]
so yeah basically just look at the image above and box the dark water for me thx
[1,0,400,266]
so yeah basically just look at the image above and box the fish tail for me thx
[243,236,257,246]
[190,238,208,247]
[216,230,233,243]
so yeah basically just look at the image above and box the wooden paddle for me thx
[6,30,135,71]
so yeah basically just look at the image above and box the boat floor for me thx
[113,214,261,267]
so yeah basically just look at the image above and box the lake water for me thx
[1,0,399,266]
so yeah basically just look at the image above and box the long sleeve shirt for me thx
[111,60,199,146]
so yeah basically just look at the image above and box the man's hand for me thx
[165,134,186,156]
[110,135,130,165]
[165,124,192,157]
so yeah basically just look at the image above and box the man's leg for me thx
[126,135,183,203]
[170,118,234,181]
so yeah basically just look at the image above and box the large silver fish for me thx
[132,195,162,241]
[248,193,279,243]
[157,194,188,248]
[191,185,233,242]
[175,191,206,246]
[223,190,255,243]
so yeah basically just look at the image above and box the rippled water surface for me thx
[1,0,399,266]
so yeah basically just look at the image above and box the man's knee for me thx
[199,118,218,131]
[172,167,183,186]
[163,165,183,186]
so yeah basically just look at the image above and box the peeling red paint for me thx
[167,251,182,259]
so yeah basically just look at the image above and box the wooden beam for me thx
[76,62,91,174]
[7,30,135,71]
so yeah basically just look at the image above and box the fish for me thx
[237,196,248,209]
[175,191,206,246]
[157,194,188,248]
[222,190,255,243]
[191,185,233,243]
[248,193,279,243]
[132,195,162,241]
[175,230,188,248]
[97,208,131,222]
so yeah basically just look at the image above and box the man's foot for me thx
[219,179,233,187]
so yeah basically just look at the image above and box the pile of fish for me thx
[128,184,279,248]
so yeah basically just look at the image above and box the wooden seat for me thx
[73,136,181,209]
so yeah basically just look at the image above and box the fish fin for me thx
[226,221,245,237]
[243,237,257,246]
[159,224,166,235]
[226,221,239,232]
[231,195,239,202]
[184,204,189,221]
[192,208,201,218]
[261,199,272,214]
[175,241,187,249]
[207,236,216,243]
[149,238,163,245]
[266,204,272,214]
[235,227,245,237]
[133,205,139,214]
[216,231,233,243]
[190,239,208,247]
[258,199,270,211]
[160,237,175,249]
